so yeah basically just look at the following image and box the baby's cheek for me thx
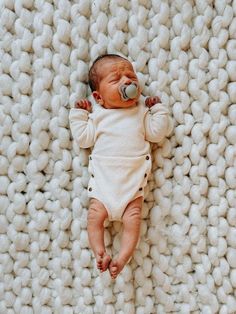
[110,86,121,100]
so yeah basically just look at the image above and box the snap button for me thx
[89,187,92,191]
[146,156,149,160]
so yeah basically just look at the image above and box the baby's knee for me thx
[123,206,141,225]
[88,199,108,225]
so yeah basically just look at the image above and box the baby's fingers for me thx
[145,96,161,108]
[145,97,153,107]
[75,99,92,112]
[152,96,161,104]
[75,100,84,109]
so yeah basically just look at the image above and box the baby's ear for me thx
[92,91,103,105]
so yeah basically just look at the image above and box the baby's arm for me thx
[144,96,171,143]
[69,99,96,148]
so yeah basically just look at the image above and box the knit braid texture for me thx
[0,0,236,313]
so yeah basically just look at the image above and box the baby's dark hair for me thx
[88,54,128,92]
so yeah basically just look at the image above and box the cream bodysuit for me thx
[69,100,170,221]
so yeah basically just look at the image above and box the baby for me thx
[69,54,170,279]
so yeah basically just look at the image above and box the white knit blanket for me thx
[1,1,236,313]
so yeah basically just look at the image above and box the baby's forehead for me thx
[98,59,135,79]
[108,59,134,72]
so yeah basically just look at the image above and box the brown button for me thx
[139,187,143,191]
[146,156,149,160]
[144,173,147,178]
[89,187,92,191]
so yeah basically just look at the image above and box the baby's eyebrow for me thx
[127,71,136,76]
[108,72,120,80]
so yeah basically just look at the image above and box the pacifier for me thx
[119,83,139,101]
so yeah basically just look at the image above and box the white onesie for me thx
[69,100,170,221]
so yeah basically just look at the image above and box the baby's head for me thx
[88,54,141,109]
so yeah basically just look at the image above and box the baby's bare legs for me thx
[109,196,142,279]
[87,198,111,272]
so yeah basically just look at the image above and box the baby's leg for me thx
[87,198,111,272]
[109,196,142,279]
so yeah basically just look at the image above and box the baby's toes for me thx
[97,253,103,270]
[102,254,111,272]
[109,261,118,279]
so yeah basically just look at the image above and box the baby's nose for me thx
[124,77,132,84]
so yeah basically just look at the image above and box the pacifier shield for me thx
[125,84,138,99]
[119,83,138,101]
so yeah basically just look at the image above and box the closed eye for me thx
[109,75,120,83]
[127,73,137,80]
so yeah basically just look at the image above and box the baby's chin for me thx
[104,99,139,109]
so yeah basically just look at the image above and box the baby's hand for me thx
[145,96,161,108]
[75,99,92,112]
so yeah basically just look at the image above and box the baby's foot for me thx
[96,252,111,272]
[109,259,127,279]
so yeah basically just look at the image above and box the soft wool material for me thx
[1,0,236,313]
[69,102,170,220]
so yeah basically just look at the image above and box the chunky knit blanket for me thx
[1,0,236,313]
